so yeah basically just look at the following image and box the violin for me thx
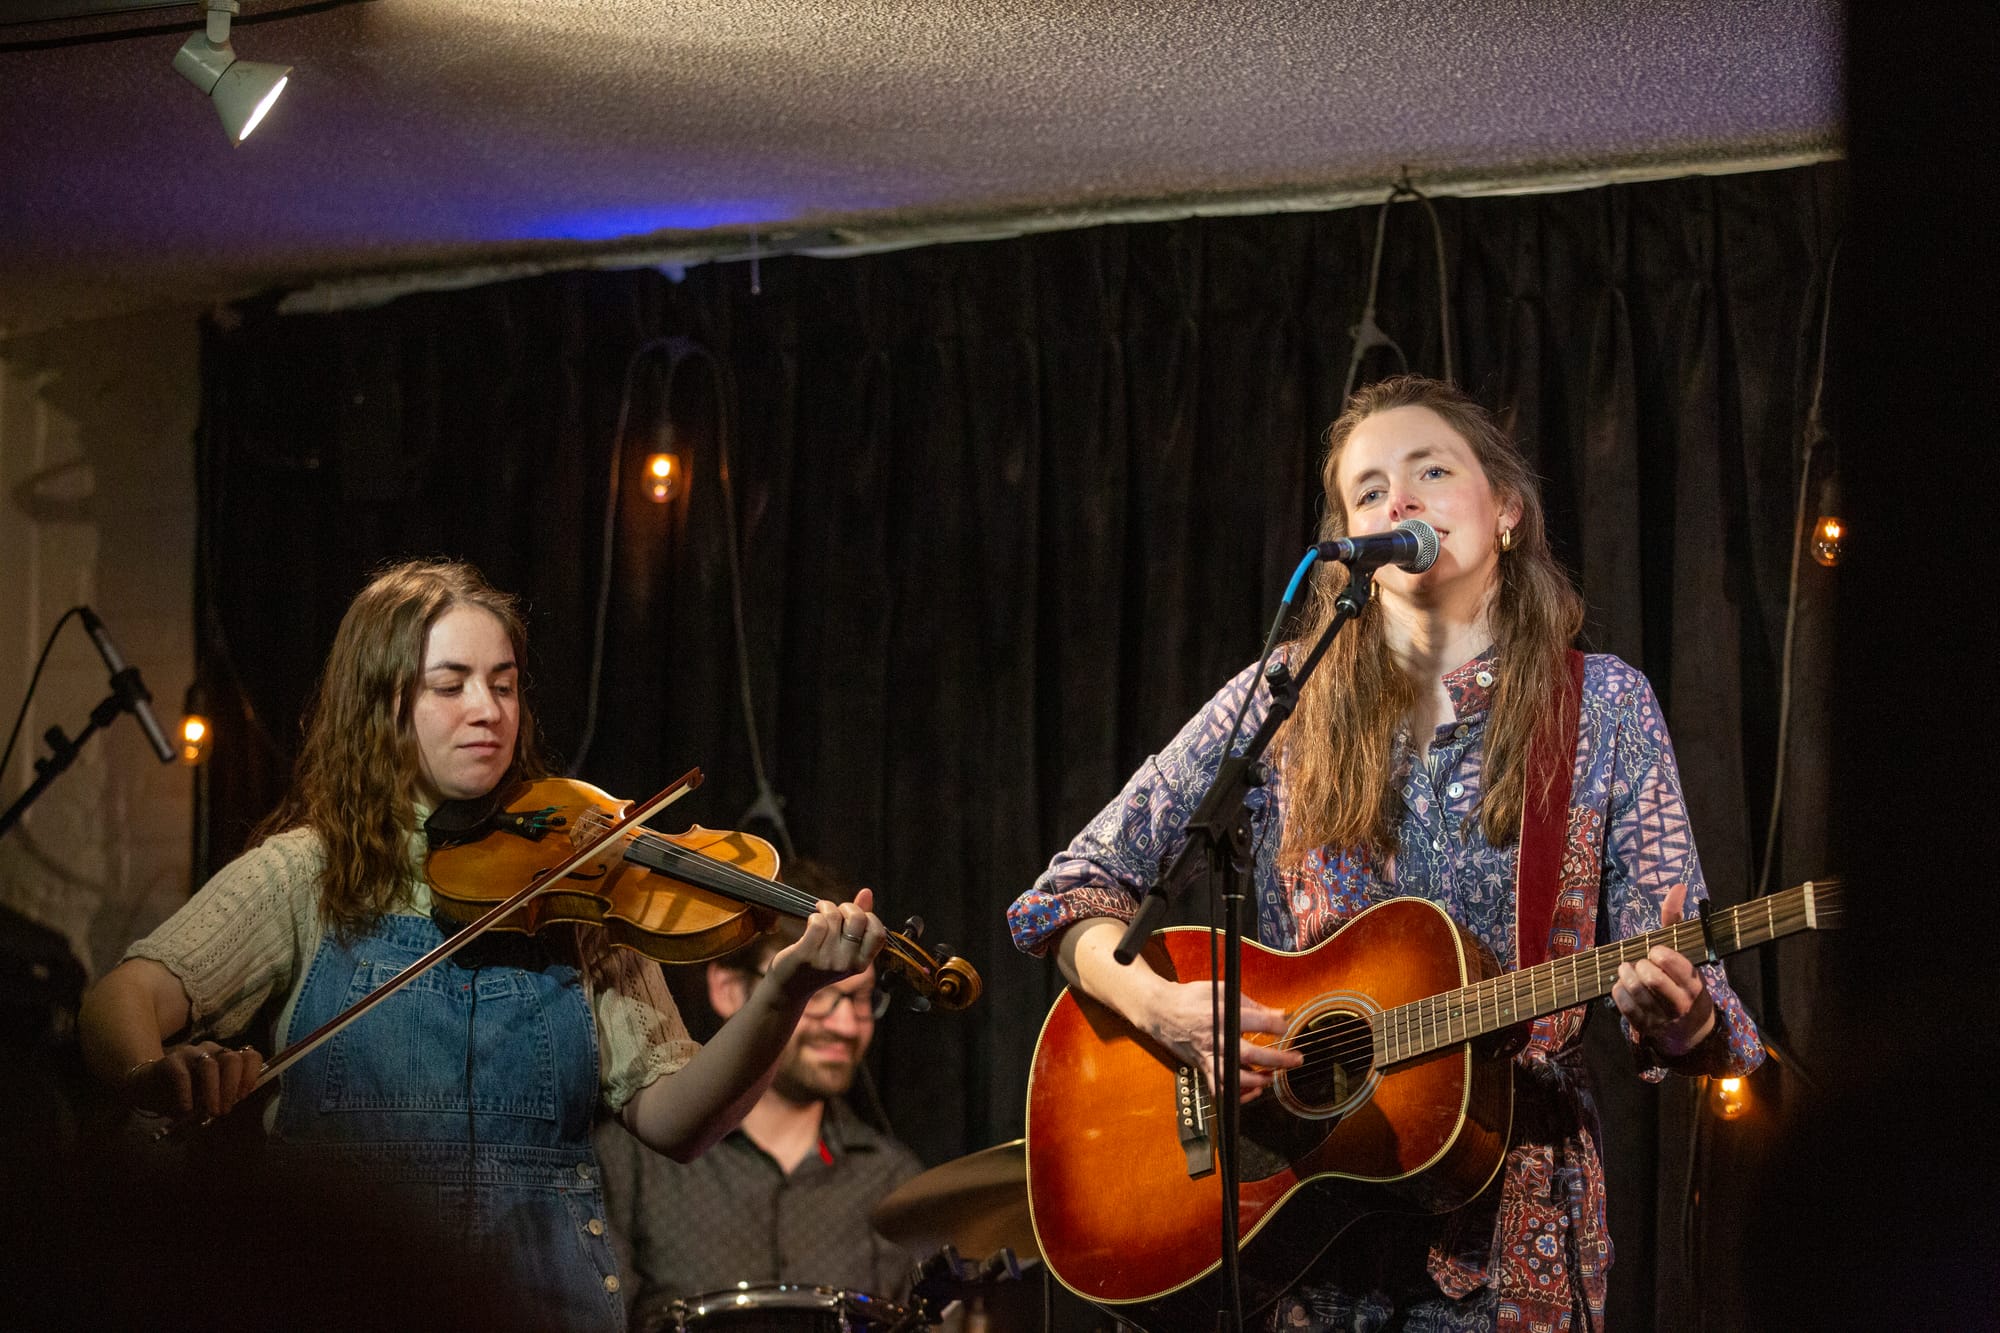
[230,767,978,1108]
[425,771,981,1006]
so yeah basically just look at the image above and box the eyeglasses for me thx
[750,970,890,1021]
[801,984,890,1021]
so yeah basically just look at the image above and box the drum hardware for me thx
[906,1244,1030,1332]
[869,1139,1034,1263]
[668,1283,920,1332]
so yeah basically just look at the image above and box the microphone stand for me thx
[1114,565,1376,1331]
[0,687,151,840]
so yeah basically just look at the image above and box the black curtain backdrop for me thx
[196,163,1842,1331]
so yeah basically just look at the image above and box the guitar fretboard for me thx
[1372,878,1842,1066]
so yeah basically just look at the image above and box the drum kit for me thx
[666,1283,921,1333]
[660,1139,1131,1332]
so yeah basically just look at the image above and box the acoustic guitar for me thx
[1024,878,1842,1328]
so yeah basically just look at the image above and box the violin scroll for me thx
[880,930,982,1012]
[926,952,981,1010]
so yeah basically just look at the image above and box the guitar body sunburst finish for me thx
[1026,900,1514,1329]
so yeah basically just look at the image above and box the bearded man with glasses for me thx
[592,860,924,1330]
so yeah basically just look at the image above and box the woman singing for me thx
[1010,375,1764,1331]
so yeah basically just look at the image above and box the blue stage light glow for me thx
[514,200,797,242]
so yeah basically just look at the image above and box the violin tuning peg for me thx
[901,914,926,941]
[907,992,932,1013]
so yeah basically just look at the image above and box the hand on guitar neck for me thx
[1611,889,1717,1057]
[1056,916,1303,1100]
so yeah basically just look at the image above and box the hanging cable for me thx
[1341,174,1456,401]
[0,607,86,783]
[1407,183,1457,386]
[571,335,685,775]
[696,344,794,858]
[1756,243,1840,903]
[1342,194,1408,402]
[570,334,793,857]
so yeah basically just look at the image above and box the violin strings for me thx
[570,808,850,920]
[636,833,824,915]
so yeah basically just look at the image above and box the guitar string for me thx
[1309,897,1826,1070]
[1185,887,1835,1121]
[1203,886,1833,1073]
[1339,896,1818,1065]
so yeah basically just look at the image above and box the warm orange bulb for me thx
[1708,1074,1751,1121]
[1811,515,1844,567]
[179,713,213,766]
[644,452,680,503]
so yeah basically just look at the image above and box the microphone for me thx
[79,607,177,764]
[1315,518,1441,573]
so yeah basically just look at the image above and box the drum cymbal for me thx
[870,1138,1036,1262]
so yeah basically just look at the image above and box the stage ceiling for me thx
[0,0,1841,332]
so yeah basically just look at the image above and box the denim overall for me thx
[273,913,625,1332]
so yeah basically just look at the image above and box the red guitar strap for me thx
[1513,649,1586,970]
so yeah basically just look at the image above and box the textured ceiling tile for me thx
[0,0,1840,329]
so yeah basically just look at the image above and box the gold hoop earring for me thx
[1498,527,1514,553]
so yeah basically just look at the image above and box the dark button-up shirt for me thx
[593,1097,924,1328]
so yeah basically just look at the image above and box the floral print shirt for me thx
[1009,651,1764,1332]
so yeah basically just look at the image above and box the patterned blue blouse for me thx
[1008,649,1765,1329]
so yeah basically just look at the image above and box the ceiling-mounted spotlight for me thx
[173,0,291,145]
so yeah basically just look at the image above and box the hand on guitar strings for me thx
[1610,890,1717,1057]
[123,1040,265,1123]
[1138,977,1304,1103]
[761,888,888,1012]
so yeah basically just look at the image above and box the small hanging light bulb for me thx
[1809,469,1843,569]
[1708,1074,1751,1121]
[644,451,681,504]
[178,712,212,766]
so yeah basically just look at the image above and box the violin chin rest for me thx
[423,779,523,846]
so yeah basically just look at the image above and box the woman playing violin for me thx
[78,559,885,1332]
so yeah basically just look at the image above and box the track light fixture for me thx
[173,0,290,145]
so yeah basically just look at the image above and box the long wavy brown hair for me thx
[258,560,547,935]
[1277,376,1584,866]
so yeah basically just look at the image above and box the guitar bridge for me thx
[1175,1063,1214,1179]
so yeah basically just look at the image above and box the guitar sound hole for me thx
[1285,1010,1374,1114]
